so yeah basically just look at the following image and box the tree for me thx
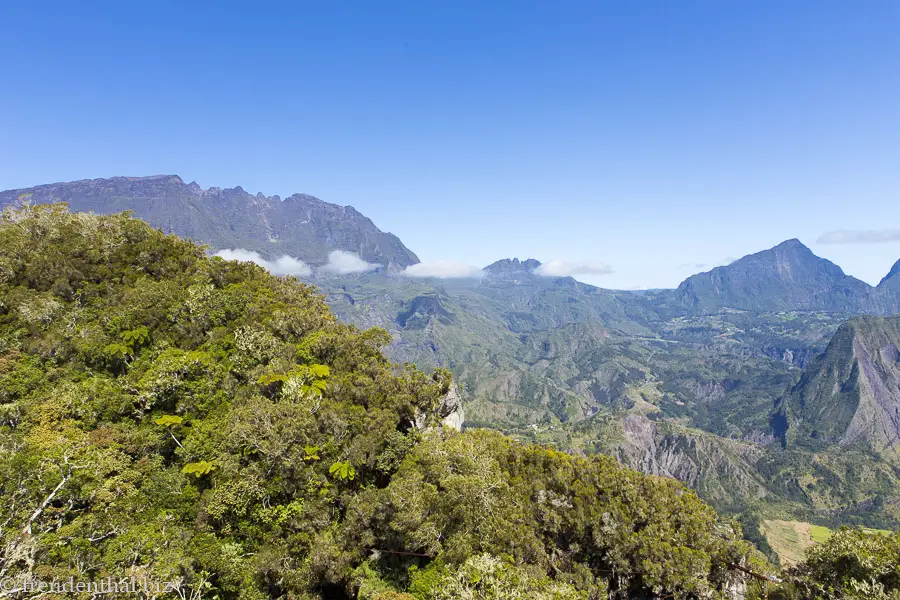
[769,528,900,600]
[0,204,758,599]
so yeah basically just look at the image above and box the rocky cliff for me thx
[776,315,900,457]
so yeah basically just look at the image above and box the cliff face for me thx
[776,315,900,456]
[616,413,769,507]
[0,175,420,268]
[413,384,465,432]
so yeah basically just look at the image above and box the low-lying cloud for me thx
[534,260,613,277]
[214,249,311,277]
[401,261,485,279]
[321,250,379,275]
[817,229,900,244]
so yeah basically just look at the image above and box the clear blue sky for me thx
[2,1,899,289]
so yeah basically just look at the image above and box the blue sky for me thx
[2,1,899,289]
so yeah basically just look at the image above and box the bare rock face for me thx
[413,383,465,432]
[482,258,542,281]
[684,380,727,403]
[877,258,900,314]
[616,412,769,506]
[723,575,748,600]
[776,315,900,457]
[437,384,465,431]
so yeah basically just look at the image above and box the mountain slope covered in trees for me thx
[3,176,900,557]
[0,204,765,599]
[321,269,900,532]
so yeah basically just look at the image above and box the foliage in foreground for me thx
[0,205,757,598]
[766,528,900,600]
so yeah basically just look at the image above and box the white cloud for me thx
[534,260,613,277]
[401,261,485,279]
[817,229,900,244]
[214,248,311,277]
[320,250,380,275]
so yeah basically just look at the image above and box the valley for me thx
[8,5,900,596]
[3,176,900,549]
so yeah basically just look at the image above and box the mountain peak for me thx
[149,174,184,184]
[483,258,542,275]
[774,238,809,251]
[671,239,877,313]
[777,315,900,452]
[111,174,186,185]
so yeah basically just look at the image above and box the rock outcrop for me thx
[413,383,465,432]
[616,412,768,506]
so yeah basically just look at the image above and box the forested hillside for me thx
[322,273,900,533]
[0,204,764,599]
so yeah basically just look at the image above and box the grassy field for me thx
[761,520,820,566]
[762,520,894,566]
[808,524,832,544]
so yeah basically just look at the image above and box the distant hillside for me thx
[776,315,900,456]
[4,176,898,317]
[0,175,420,268]
[877,259,900,314]
[321,266,900,529]
[879,259,900,287]
[668,239,898,315]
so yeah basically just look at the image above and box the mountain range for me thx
[4,175,900,537]
[0,175,419,268]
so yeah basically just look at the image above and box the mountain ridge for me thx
[0,174,420,268]
[668,238,898,315]
[4,176,899,315]
[483,257,542,273]
[881,259,900,286]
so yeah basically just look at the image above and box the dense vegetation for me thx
[770,528,900,600]
[326,274,900,534]
[7,177,900,536]
[0,205,764,599]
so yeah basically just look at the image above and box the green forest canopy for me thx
[0,204,896,599]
